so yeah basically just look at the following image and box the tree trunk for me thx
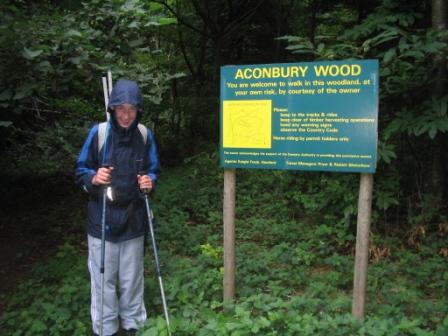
[309,0,319,46]
[357,0,365,23]
[428,0,447,209]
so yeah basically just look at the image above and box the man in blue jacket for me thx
[75,79,160,336]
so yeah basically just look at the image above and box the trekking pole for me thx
[140,182,172,336]
[99,73,112,336]
[107,70,113,96]
[99,180,107,336]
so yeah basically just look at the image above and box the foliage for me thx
[1,157,447,335]
[280,0,448,228]
[0,244,90,335]
[143,154,448,335]
[1,0,447,227]
[0,0,182,174]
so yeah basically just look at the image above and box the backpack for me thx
[97,121,147,153]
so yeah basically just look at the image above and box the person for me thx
[75,79,160,336]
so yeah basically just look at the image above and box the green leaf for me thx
[22,47,43,60]
[428,125,437,139]
[158,17,177,25]
[30,320,47,332]
[376,191,399,210]
[36,61,52,72]
[0,121,13,127]
[383,48,396,63]
[381,67,391,76]
[433,96,448,116]
[13,83,36,100]
[167,72,186,80]
[149,2,163,11]
[128,21,139,28]
[67,57,82,65]
[145,21,160,26]
[317,43,325,53]
[425,41,445,53]
[402,50,425,59]
[0,89,13,101]
[128,39,144,47]
[64,29,83,38]
[235,305,246,316]
[276,35,302,42]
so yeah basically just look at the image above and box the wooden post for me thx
[223,169,236,301]
[352,173,374,318]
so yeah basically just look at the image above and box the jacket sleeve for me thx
[145,129,160,182]
[75,124,101,195]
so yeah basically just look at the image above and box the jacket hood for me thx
[107,79,143,113]
[107,79,143,135]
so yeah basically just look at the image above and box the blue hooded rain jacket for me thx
[75,79,160,242]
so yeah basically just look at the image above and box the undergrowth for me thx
[0,152,447,335]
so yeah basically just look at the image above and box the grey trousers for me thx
[88,235,147,335]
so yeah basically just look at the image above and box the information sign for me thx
[220,60,379,173]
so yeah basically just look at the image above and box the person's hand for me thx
[137,174,153,192]
[92,167,114,186]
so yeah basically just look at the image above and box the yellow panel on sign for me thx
[223,100,272,148]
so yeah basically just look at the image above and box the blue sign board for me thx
[220,60,379,173]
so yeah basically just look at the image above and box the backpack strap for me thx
[98,122,107,154]
[98,122,148,154]
[137,123,147,145]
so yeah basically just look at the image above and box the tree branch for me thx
[177,24,195,77]
[154,0,209,37]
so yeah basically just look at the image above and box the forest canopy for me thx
[1,0,446,228]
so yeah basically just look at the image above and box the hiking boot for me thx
[123,329,137,336]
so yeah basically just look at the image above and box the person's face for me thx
[114,104,137,128]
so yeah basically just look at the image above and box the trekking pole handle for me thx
[138,171,151,195]
[100,164,113,186]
